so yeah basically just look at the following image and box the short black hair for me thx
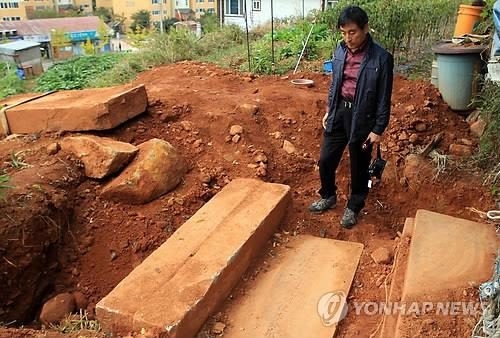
[337,6,369,30]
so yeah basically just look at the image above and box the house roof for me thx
[0,16,102,36]
[0,40,40,53]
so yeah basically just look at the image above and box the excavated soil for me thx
[0,61,495,337]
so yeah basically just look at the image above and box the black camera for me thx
[368,145,386,182]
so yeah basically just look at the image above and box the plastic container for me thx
[323,60,333,74]
[454,5,483,37]
[433,44,484,111]
[431,60,439,87]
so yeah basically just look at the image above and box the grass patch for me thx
[0,62,27,99]
[50,310,101,334]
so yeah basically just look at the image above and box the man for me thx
[309,6,393,228]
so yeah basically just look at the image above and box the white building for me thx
[221,0,337,29]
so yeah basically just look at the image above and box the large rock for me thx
[101,138,186,204]
[470,117,487,138]
[39,293,75,326]
[403,154,435,183]
[5,85,148,134]
[449,144,472,157]
[61,136,138,179]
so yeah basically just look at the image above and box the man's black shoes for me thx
[309,196,337,213]
[341,208,358,229]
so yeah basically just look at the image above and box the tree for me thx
[94,7,112,24]
[97,20,112,50]
[199,13,219,33]
[153,18,179,33]
[82,38,95,55]
[50,29,71,48]
[130,10,151,32]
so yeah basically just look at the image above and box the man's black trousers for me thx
[318,99,372,213]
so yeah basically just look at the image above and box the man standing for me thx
[309,6,393,228]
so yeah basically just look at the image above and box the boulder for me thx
[39,293,75,326]
[470,118,487,138]
[371,247,392,265]
[449,144,472,157]
[403,154,435,183]
[283,140,297,154]
[61,135,138,179]
[239,103,259,115]
[230,125,244,136]
[101,139,186,204]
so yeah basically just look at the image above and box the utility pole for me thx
[159,0,164,33]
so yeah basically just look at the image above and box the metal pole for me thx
[271,0,275,74]
[302,0,305,19]
[244,0,251,71]
[293,22,315,74]
[160,0,164,33]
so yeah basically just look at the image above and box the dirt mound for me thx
[0,61,494,337]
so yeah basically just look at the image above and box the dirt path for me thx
[0,61,494,337]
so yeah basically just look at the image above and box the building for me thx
[113,0,175,29]
[0,40,43,76]
[0,16,111,59]
[220,0,326,29]
[95,0,113,9]
[191,0,217,18]
[113,0,218,30]
[74,0,92,13]
[1,0,61,22]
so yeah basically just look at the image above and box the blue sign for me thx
[66,31,97,42]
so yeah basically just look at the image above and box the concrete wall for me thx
[224,0,322,29]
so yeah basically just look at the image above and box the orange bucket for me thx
[454,5,484,36]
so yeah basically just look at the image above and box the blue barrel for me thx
[433,44,485,111]
[323,60,333,74]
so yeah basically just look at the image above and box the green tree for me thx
[154,18,179,33]
[199,13,219,33]
[51,29,71,48]
[94,7,112,24]
[82,38,95,55]
[130,10,151,32]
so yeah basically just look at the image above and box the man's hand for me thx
[365,132,381,145]
[322,112,328,130]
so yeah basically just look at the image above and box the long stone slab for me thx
[5,84,148,134]
[402,210,497,300]
[388,210,497,338]
[224,235,364,338]
[379,218,414,338]
[96,178,291,337]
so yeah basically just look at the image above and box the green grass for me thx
[0,62,27,99]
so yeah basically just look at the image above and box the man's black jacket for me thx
[325,34,394,144]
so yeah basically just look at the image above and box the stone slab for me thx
[96,178,291,337]
[379,218,414,338]
[401,210,497,300]
[224,235,364,338]
[5,85,148,134]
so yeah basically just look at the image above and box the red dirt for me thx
[0,61,495,337]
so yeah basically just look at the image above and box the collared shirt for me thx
[340,40,368,101]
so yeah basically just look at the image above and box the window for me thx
[152,0,160,3]
[208,0,214,2]
[196,0,204,2]
[11,16,19,20]
[327,0,339,9]
[225,0,243,15]
[2,17,9,21]
[151,9,160,15]
[207,7,214,13]
[196,8,205,13]
[252,0,260,11]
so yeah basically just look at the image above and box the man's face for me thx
[340,22,369,51]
